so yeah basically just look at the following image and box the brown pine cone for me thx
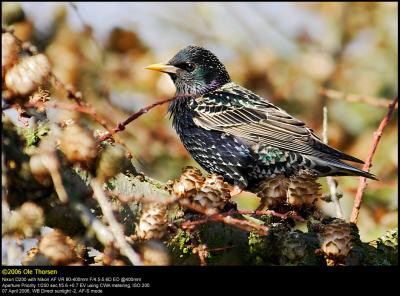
[190,173,231,214]
[172,166,205,198]
[6,202,44,237]
[139,240,170,266]
[280,231,308,263]
[2,32,21,80]
[59,123,98,165]
[256,176,289,209]
[136,203,168,240]
[287,169,321,208]
[5,53,51,97]
[318,219,353,264]
[96,144,126,182]
[39,230,79,265]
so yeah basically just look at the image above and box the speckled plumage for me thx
[151,45,376,190]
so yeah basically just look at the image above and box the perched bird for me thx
[146,45,376,194]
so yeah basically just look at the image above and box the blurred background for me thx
[2,2,398,243]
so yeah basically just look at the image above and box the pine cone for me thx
[319,219,353,263]
[39,230,79,265]
[256,176,289,209]
[6,202,44,237]
[2,32,20,80]
[139,240,170,266]
[5,53,51,97]
[59,123,98,164]
[172,166,205,198]
[280,231,308,263]
[29,154,51,186]
[96,144,126,182]
[287,170,321,208]
[190,173,231,214]
[136,203,168,240]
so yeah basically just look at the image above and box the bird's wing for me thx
[193,84,364,163]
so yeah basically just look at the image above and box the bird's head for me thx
[145,45,231,97]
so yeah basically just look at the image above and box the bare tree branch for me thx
[91,179,143,265]
[321,88,396,109]
[98,97,177,142]
[322,106,343,219]
[350,96,398,224]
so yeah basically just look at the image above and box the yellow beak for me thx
[145,63,179,74]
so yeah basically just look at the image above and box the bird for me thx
[145,45,376,195]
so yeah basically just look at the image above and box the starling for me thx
[146,45,376,194]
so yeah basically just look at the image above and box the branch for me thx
[322,106,344,219]
[25,101,110,131]
[98,97,177,142]
[24,100,135,158]
[320,88,396,109]
[91,179,143,265]
[350,96,398,224]
[179,202,269,236]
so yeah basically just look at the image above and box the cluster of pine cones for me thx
[171,166,231,215]
[2,31,51,100]
[134,167,232,243]
[255,169,321,211]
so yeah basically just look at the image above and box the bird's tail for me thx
[308,156,378,180]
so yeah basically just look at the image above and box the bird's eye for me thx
[178,62,196,72]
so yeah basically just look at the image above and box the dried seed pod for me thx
[96,144,126,182]
[2,32,21,79]
[319,219,353,264]
[287,170,321,208]
[38,229,78,265]
[256,176,289,209]
[136,203,168,240]
[59,123,98,164]
[6,202,44,237]
[172,166,205,198]
[5,53,51,97]
[139,240,170,266]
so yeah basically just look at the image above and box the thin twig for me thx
[91,179,143,265]
[98,97,177,142]
[350,96,398,224]
[68,2,105,63]
[71,201,114,246]
[322,106,343,219]
[321,88,396,109]
[179,202,269,236]
[112,191,178,205]
[26,101,109,130]
[41,153,69,204]
[51,73,85,106]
